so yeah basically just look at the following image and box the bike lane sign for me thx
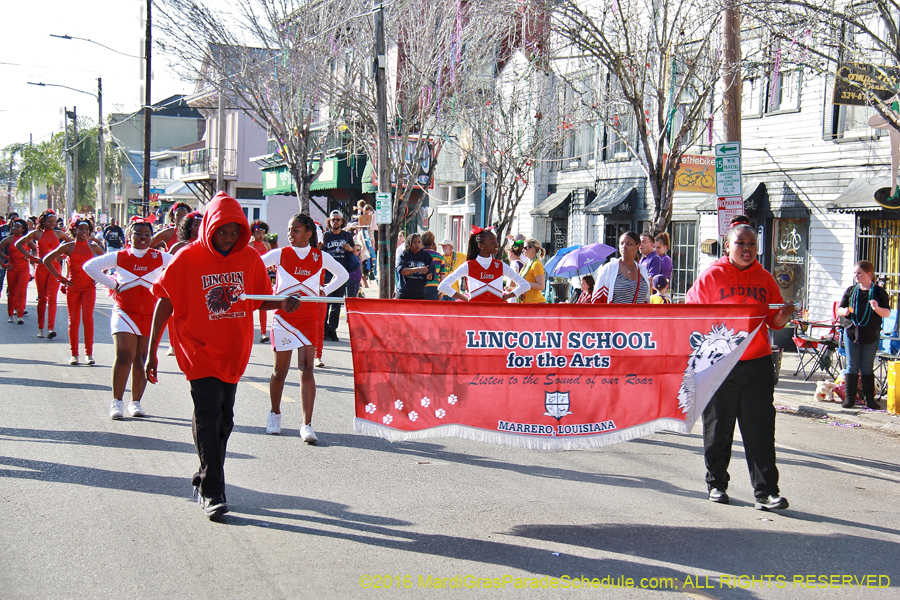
[717,197,744,236]
[715,142,741,197]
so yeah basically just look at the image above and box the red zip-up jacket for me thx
[685,255,784,361]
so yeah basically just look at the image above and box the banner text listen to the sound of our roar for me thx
[346,299,766,450]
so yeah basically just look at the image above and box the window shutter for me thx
[823,74,838,141]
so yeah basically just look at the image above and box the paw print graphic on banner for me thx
[447,394,458,405]
[365,403,376,414]
[394,399,404,410]
[408,411,418,422]
[421,397,431,407]
[383,414,393,425]
[435,408,446,419]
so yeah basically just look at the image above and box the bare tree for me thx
[750,1,900,132]
[330,0,515,295]
[456,48,561,244]
[554,0,726,234]
[156,0,358,212]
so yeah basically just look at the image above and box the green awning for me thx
[261,154,368,196]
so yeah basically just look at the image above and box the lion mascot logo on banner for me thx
[677,323,748,414]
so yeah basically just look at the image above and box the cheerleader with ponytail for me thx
[438,226,529,302]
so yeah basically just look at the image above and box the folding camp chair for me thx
[875,309,900,399]
[791,304,842,381]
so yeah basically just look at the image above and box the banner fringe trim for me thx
[353,418,690,451]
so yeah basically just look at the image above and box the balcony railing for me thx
[179,148,237,179]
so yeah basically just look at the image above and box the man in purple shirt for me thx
[639,232,662,278]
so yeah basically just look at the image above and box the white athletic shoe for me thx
[300,424,318,444]
[314,357,325,368]
[7,316,13,323]
[166,345,175,356]
[127,401,145,417]
[109,400,124,420]
[37,329,45,338]
[85,355,95,365]
[266,411,282,435]
[69,356,79,366]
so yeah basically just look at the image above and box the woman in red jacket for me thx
[0,219,30,323]
[43,218,105,365]
[685,224,794,511]
[15,210,72,338]
[250,220,272,343]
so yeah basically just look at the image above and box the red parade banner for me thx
[346,299,765,450]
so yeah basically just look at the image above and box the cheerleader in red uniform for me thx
[438,226,529,302]
[151,203,192,355]
[260,214,348,441]
[84,219,173,419]
[15,210,72,338]
[251,220,273,343]
[167,210,202,255]
[150,202,191,250]
[42,218,104,365]
[0,219,31,323]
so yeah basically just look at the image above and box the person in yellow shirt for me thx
[440,238,467,300]
[520,239,547,304]
[650,274,672,304]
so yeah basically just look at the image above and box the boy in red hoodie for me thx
[685,224,794,511]
[145,192,299,519]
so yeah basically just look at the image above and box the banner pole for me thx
[239,294,345,304]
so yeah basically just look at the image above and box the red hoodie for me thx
[152,192,271,383]
[685,255,784,361]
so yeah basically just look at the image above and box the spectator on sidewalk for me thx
[322,210,356,341]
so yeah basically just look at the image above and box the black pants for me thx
[325,283,346,334]
[189,377,237,498]
[702,355,779,498]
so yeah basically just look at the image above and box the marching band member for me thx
[0,219,30,323]
[84,218,173,419]
[250,220,273,343]
[438,226,529,302]
[16,209,72,338]
[261,214,348,442]
[42,218,104,365]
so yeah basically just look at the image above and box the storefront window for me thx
[771,218,808,308]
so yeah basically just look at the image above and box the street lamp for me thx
[28,80,105,218]
[51,12,150,217]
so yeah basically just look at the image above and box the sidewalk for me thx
[774,351,900,435]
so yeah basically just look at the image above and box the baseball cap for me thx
[652,274,669,290]
[329,210,343,219]
[440,238,453,246]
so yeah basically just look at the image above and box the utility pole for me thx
[64,108,72,217]
[217,83,225,193]
[722,3,741,144]
[143,0,152,217]
[98,78,105,218]
[29,133,35,216]
[6,153,12,215]
[375,0,391,299]
[69,107,79,216]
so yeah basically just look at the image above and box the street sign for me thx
[375,193,392,225]
[717,197,744,236]
[715,142,742,197]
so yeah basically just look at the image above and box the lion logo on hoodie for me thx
[677,323,747,414]
[205,284,243,316]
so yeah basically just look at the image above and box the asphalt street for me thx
[0,284,898,600]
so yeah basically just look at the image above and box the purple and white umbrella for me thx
[549,243,617,278]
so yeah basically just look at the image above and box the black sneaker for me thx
[875,186,900,209]
[708,488,729,504]
[198,494,229,519]
[755,495,789,511]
